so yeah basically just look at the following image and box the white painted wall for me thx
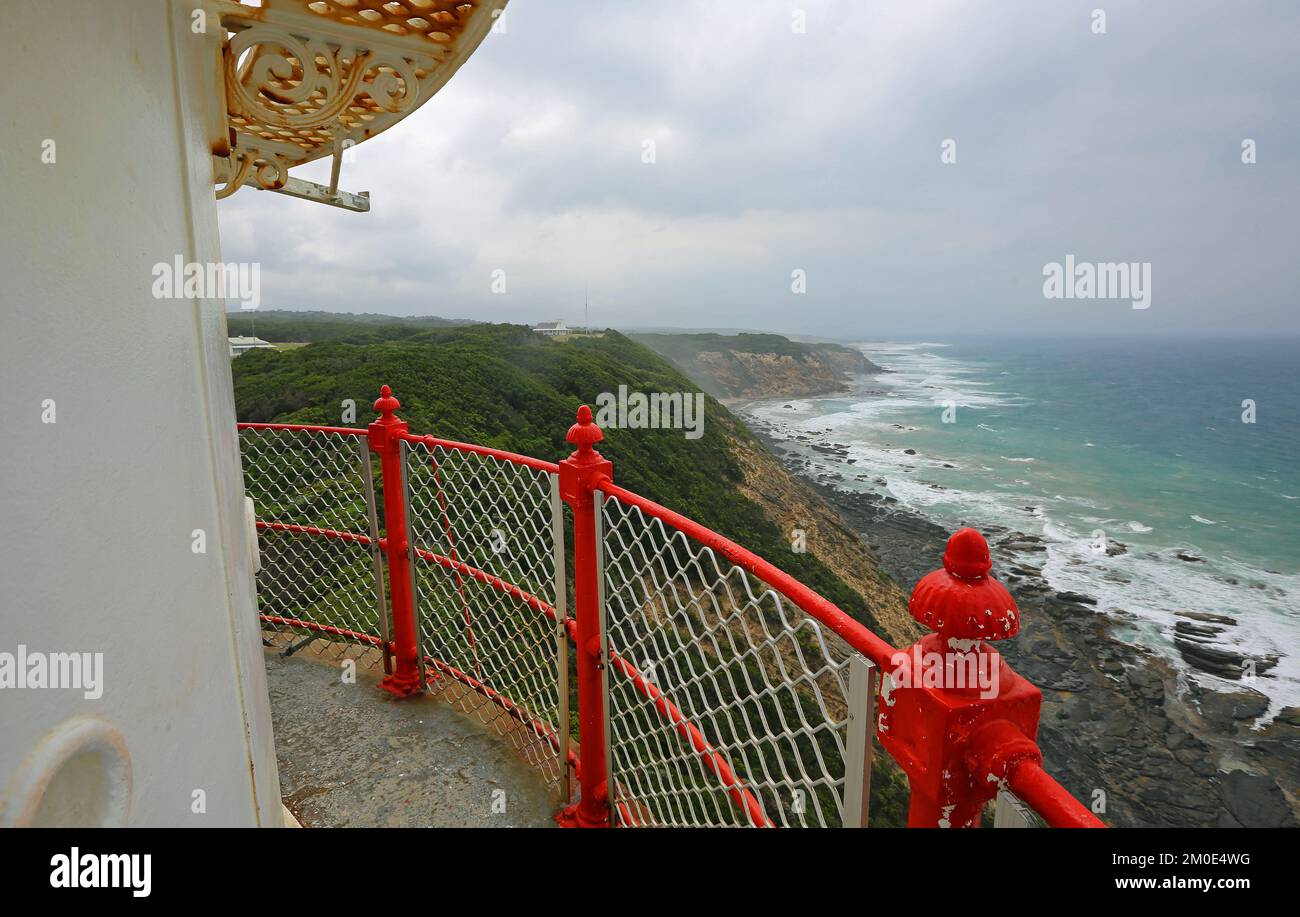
[0,1,280,826]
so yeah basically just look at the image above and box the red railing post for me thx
[878,528,1102,826]
[368,385,422,698]
[556,405,614,828]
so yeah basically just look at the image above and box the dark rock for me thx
[1175,639,1247,678]
[1174,620,1225,642]
[1177,611,1238,626]
[1177,642,1280,680]
[1200,688,1269,726]
[743,418,1298,828]
[1218,770,1299,827]
[1002,541,1048,553]
[1126,666,1165,706]
[1274,706,1300,728]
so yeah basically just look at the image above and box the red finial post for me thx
[556,405,614,828]
[374,384,401,422]
[878,528,1042,827]
[368,385,422,698]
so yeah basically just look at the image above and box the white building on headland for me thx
[0,0,501,828]
[532,320,569,336]
[229,336,275,358]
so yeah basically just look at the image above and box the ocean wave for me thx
[741,340,1300,709]
[859,465,1299,709]
[1037,520,1300,711]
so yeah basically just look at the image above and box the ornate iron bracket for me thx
[208,0,503,210]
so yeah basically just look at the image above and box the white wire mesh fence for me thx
[237,423,884,823]
[404,439,568,786]
[238,427,386,665]
[598,490,865,827]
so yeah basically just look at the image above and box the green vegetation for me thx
[233,315,907,825]
[227,309,474,344]
[234,323,882,630]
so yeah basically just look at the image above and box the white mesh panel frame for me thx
[599,491,860,827]
[404,439,567,788]
[239,427,387,667]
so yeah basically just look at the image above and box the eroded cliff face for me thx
[695,350,855,400]
[727,432,920,648]
[676,345,878,398]
[631,333,881,400]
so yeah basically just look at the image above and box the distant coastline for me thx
[728,340,1300,828]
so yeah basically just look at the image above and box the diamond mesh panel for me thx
[239,427,384,665]
[600,492,857,827]
[404,439,564,785]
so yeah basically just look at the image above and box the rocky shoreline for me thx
[746,422,1300,827]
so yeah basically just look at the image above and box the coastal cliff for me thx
[630,332,881,400]
[741,414,1300,829]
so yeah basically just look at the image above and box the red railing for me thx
[238,386,1103,828]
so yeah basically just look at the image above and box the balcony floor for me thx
[264,648,559,827]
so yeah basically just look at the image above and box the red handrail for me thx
[255,520,372,546]
[240,390,1105,829]
[597,481,900,673]
[1008,760,1106,829]
[401,431,559,474]
[605,650,772,827]
[413,547,559,622]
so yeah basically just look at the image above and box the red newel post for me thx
[878,528,1042,827]
[369,385,422,698]
[556,405,614,828]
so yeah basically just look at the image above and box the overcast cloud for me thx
[217,0,1300,338]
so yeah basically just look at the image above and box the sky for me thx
[217,0,1300,339]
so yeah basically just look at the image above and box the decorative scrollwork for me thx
[216,149,291,196]
[212,0,500,202]
[367,58,422,113]
[225,26,422,132]
[249,151,291,190]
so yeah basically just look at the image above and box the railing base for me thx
[379,671,424,698]
[555,802,611,829]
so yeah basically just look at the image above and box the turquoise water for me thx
[744,337,1300,708]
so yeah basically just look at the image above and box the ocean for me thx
[741,337,1300,712]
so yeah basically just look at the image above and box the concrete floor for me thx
[264,648,559,827]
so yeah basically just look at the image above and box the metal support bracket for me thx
[258,176,370,212]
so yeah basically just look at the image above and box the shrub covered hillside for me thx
[227,309,474,343]
[629,331,882,400]
[231,319,910,825]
